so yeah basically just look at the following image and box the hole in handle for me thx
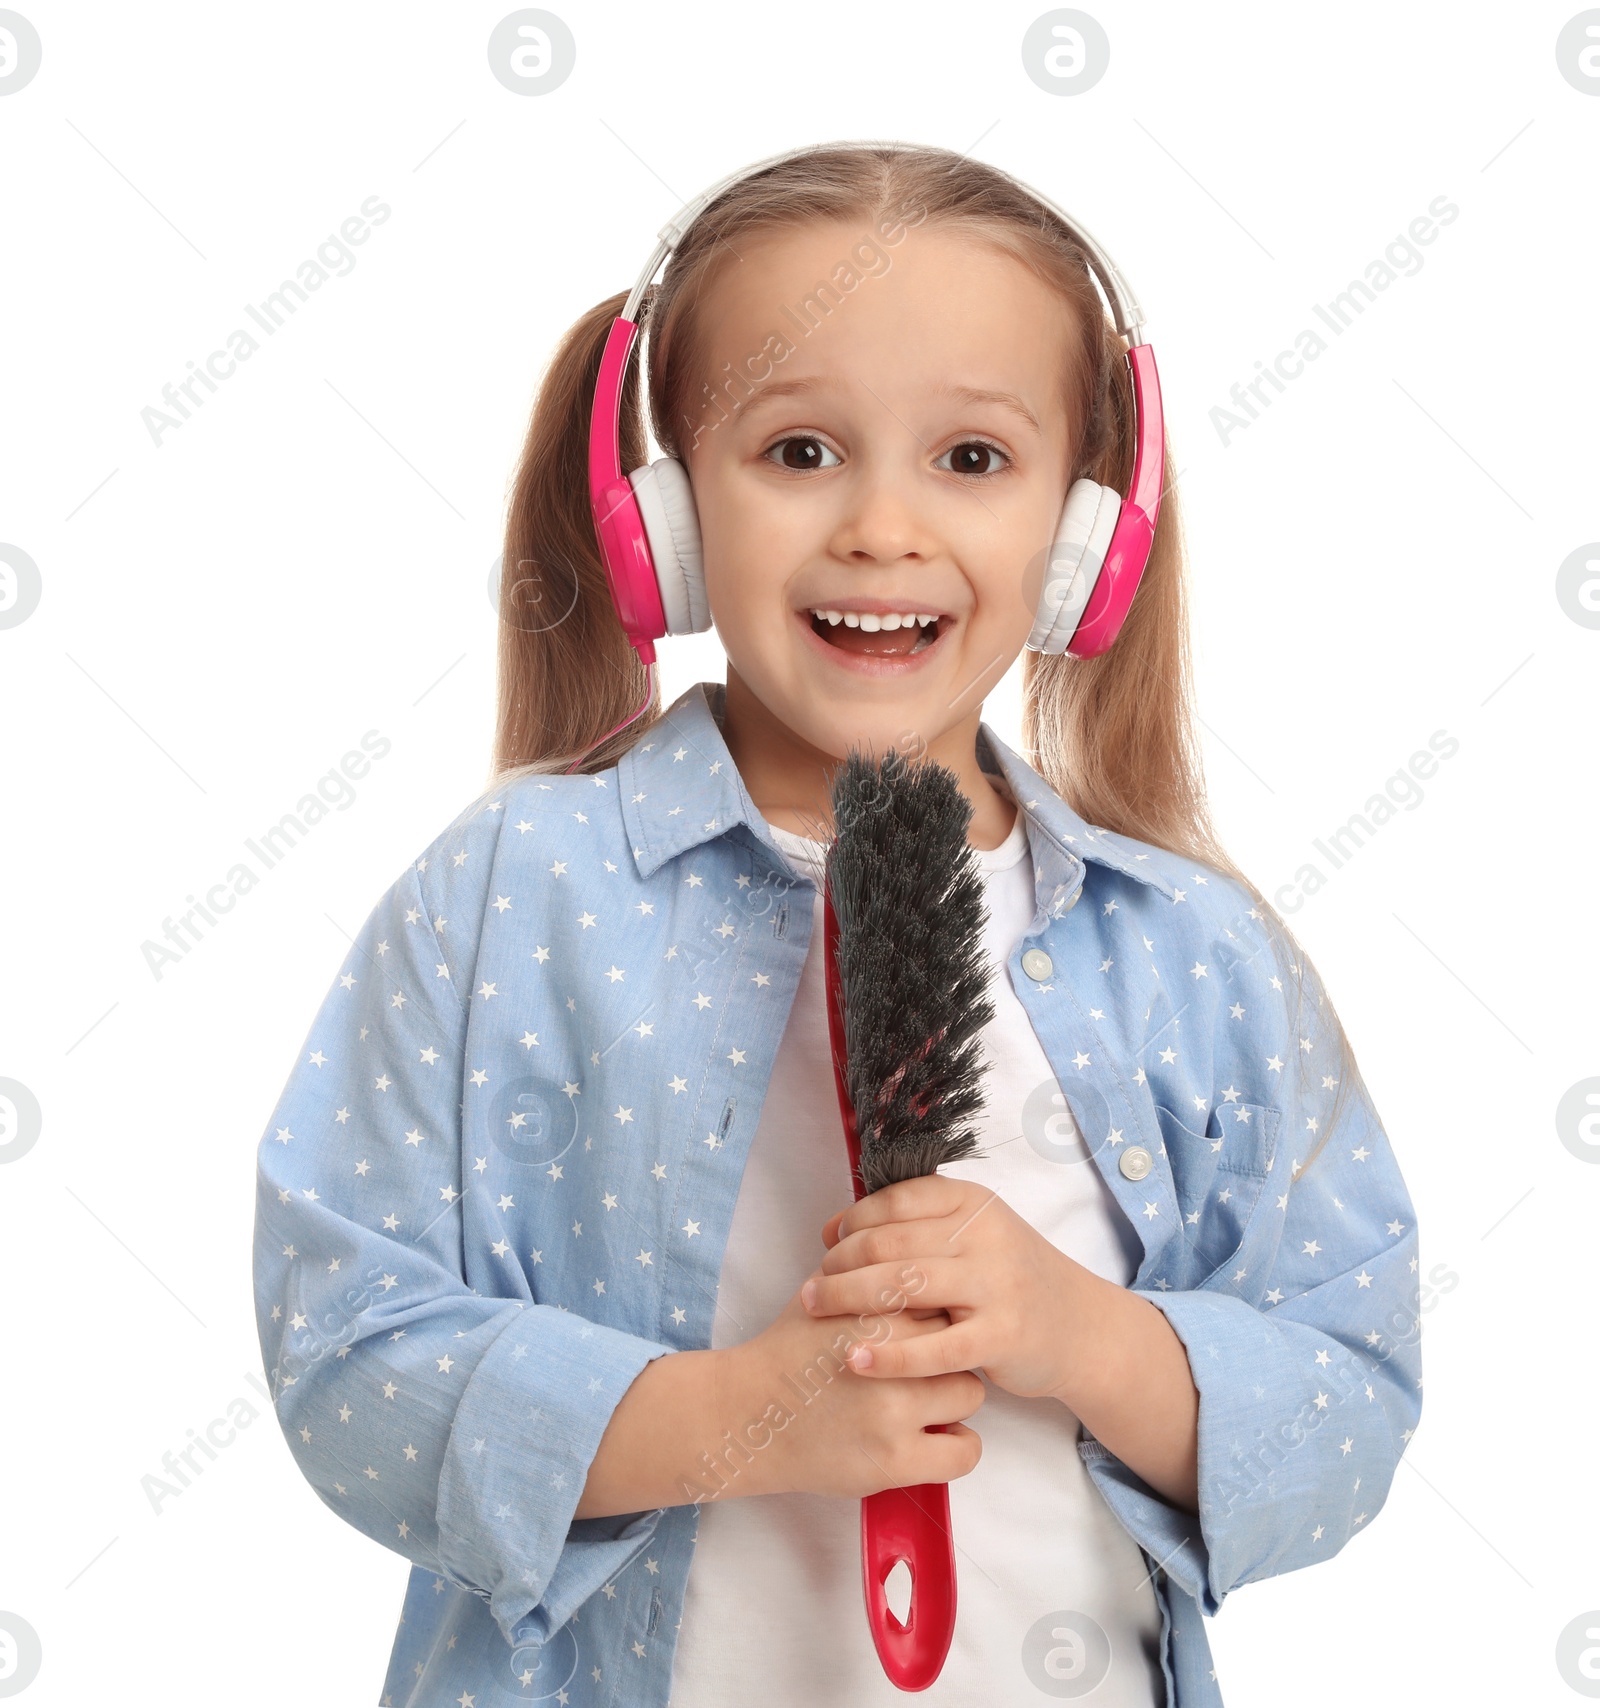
[883,1558,913,1630]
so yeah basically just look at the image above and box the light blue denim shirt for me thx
[253,679,1422,1707]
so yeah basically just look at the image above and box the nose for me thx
[826,456,941,567]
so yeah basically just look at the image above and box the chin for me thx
[786,684,947,767]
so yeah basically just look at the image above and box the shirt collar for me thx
[975,719,1183,908]
[618,680,1179,907]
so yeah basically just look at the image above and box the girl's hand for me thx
[715,1276,986,1503]
[805,1175,1089,1402]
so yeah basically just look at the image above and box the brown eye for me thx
[939,441,1007,477]
[764,436,840,472]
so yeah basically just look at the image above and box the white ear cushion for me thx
[1027,478,1123,654]
[628,458,709,635]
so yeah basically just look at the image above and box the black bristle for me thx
[824,748,996,1195]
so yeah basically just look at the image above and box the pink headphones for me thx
[586,140,1164,672]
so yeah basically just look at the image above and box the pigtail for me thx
[488,289,663,784]
[1022,318,1197,849]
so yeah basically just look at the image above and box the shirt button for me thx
[1119,1146,1154,1181]
[1021,947,1053,981]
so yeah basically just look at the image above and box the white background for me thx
[2,2,1597,1703]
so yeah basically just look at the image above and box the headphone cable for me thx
[563,658,656,774]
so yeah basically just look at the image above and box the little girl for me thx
[254,141,1422,1708]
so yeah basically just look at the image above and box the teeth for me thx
[808,609,939,629]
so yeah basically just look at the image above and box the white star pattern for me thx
[251,681,1421,1708]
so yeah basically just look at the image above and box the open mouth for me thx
[805,609,946,658]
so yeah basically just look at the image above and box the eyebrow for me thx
[738,376,1043,435]
[736,378,821,412]
[932,382,1042,435]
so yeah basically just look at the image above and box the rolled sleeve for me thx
[437,1298,674,1646]
[1078,1288,1352,1616]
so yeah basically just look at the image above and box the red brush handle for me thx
[822,883,958,1692]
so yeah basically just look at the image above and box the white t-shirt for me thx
[668,787,1166,1706]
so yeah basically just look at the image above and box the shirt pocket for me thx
[1155,1099,1282,1297]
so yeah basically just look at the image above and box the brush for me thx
[820,745,996,1691]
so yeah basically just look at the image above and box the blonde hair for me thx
[486,141,1358,1177]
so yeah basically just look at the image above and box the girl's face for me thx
[682,217,1081,783]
